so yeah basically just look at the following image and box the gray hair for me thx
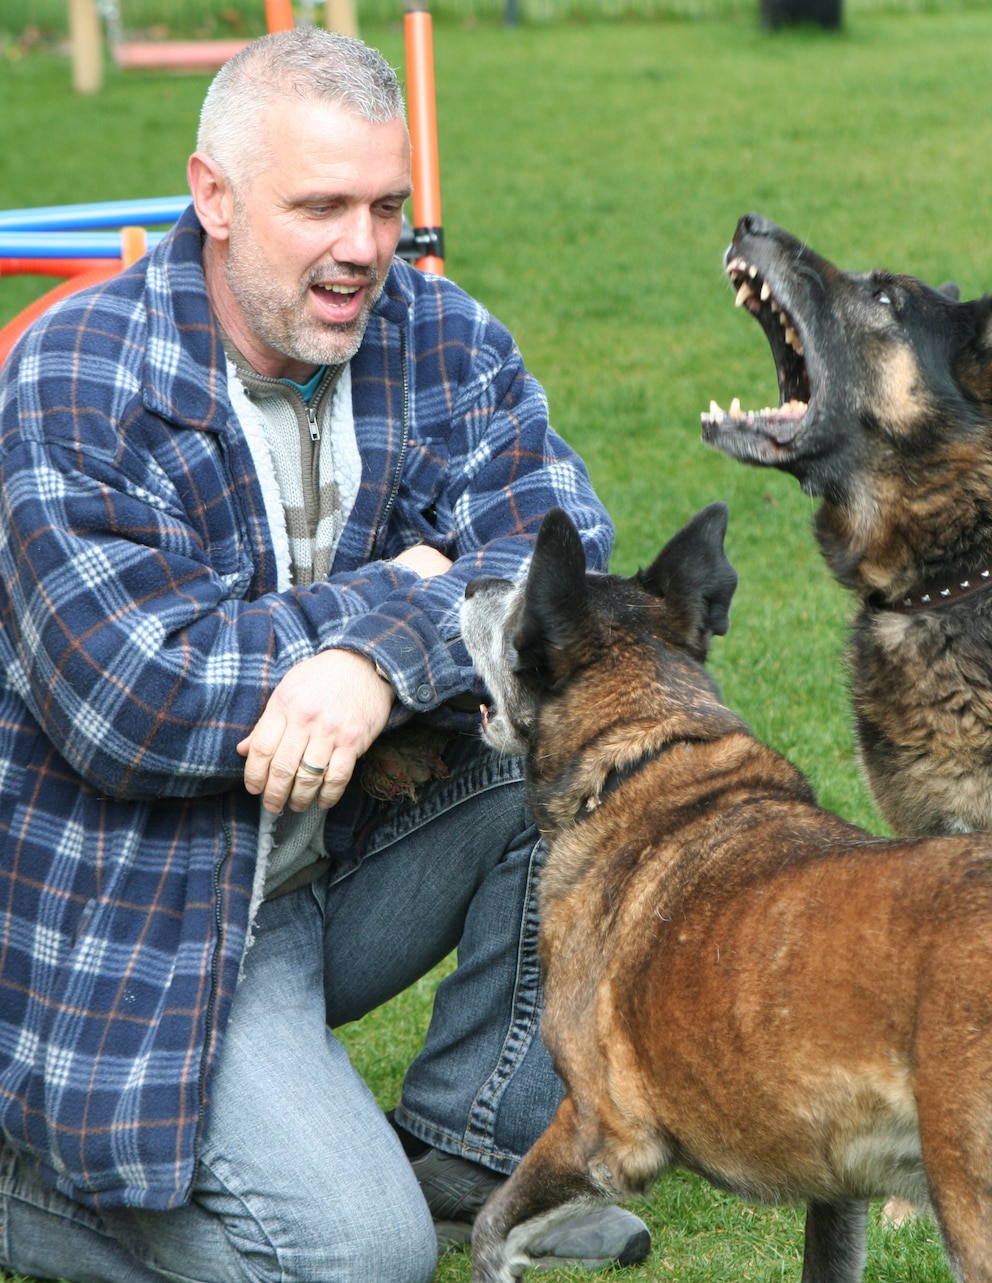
[196,27,406,187]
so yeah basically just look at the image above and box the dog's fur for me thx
[703,213,992,839]
[460,505,992,1283]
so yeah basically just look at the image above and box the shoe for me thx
[409,1145,651,1269]
[409,1145,500,1249]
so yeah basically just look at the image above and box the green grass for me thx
[2,9,989,1280]
[1,0,978,40]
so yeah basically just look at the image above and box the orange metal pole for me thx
[265,0,295,31]
[119,226,148,268]
[404,9,444,275]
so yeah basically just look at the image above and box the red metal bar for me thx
[0,257,119,277]
[114,40,250,70]
[0,264,120,368]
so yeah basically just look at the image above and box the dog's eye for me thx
[873,289,892,306]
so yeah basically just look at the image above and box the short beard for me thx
[225,200,382,368]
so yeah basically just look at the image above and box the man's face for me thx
[214,98,411,379]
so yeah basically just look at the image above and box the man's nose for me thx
[333,207,377,267]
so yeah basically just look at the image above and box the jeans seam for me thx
[463,832,544,1168]
[393,833,546,1175]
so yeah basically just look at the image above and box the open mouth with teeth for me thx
[701,255,812,449]
[308,278,369,325]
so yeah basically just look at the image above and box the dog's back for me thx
[548,761,992,1212]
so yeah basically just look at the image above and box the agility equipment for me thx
[2,8,443,365]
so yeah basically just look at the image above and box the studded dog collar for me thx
[875,567,992,614]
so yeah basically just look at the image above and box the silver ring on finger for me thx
[300,758,328,777]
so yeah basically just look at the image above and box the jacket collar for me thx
[140,205,412,432]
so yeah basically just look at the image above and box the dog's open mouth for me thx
[701,255,812,450]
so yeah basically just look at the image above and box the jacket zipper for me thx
[191,810,229,1200]
[374,326,409,552]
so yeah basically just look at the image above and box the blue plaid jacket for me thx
[0,206,612,1211]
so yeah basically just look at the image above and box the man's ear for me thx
[187,153,235,244]
[513,508,591,686]
[638,503,738,660]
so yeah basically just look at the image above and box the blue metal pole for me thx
[0,197,190,233]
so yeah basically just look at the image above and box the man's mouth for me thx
[701,254,812,445]
[308,278,370,324]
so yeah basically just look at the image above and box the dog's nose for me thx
[737,212,777,240]
[465,575,503,599]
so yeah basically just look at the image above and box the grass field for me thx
[2,6,990,1280]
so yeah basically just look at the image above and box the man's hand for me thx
[392,543,452,578]
[238,544,454,813]
[237,649,395,814]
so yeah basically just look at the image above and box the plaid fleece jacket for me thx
[0,205,613,1211]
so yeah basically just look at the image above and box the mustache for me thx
[306,265,379,289]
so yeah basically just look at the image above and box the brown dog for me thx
[702,213,992,840]
[460,504,992,1283]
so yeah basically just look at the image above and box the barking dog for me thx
[702,213,992,839]
[460,504,992,1283]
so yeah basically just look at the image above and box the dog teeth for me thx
[735,280,756,308]
[701,397,809,426]
[728,258,805,355]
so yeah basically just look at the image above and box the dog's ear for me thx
[937,281,961,302]
[637,503,738,660]
[959,297,992,400]
[513,508,590,685]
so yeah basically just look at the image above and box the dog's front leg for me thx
[470,1096,604,1283]
[801,1199,868,1283]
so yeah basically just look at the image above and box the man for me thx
[0,27,651,1283]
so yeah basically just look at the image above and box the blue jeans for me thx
[0,738,563,1283]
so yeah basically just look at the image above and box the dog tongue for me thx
[480,703,491,729]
